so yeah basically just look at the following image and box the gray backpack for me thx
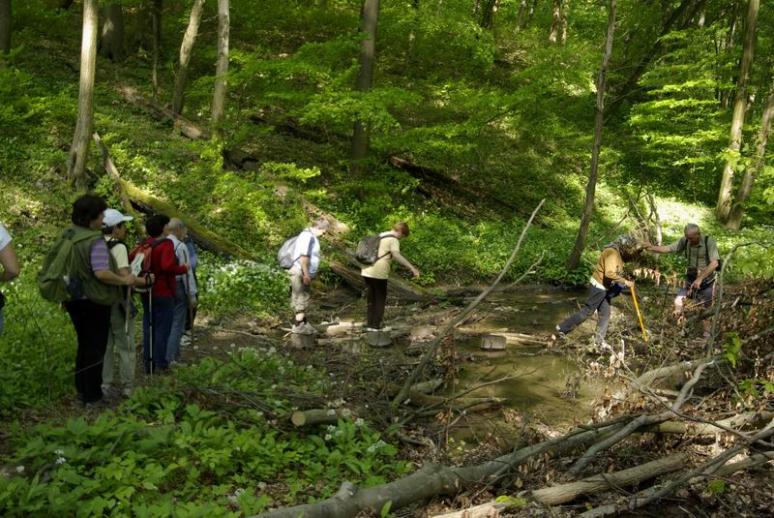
[355,234,393,265]
[277,236,298,269]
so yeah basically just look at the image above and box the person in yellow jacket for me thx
[553,235,642,350]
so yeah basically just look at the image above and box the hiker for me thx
[0,222,20,335]
[553,235,640,350]
[288,217,330,332]
[49,195,135,406]
[644,223,720,339]
[137,214,188,373]
[165,218,197,366]
[181,235,199,347]
[360,222,420,331]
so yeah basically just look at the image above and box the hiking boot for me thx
[180,334,191,346]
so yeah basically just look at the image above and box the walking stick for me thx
[630,284,648,343]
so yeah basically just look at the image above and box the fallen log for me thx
[329,259,430,301]
[291,408,352,428]
[93,132,139,219]
[433,453,688,516]
[122,181,256,259]
[254,419,629,518]
[580,435,774,518]
[647,411,774,437]
[117,85,210,140]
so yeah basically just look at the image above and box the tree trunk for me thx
[548,0,562,43]
[67,0,99,187]
[479,0,497,29]
[150,0,162,97]
[58,0,74,10]
[717,0,759,222]
[350,0,380,160]
[726,75,774,229]
[100,3,125,62]
[172,0,206,116]
[560,0,569,43]
[0,0,10,54]
[566,0,616,270]
[291,408,352,427]
[211,0,230,134]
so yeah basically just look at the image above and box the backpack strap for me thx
[375,233,397,261]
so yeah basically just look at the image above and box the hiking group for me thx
[278,220,419,334]
[2,191,721,409]
[35,195,198,407]
[553,225,721,349]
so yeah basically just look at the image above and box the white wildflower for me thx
[354,418,365,427]
[324,434,332,441]
[55,456,66,465]
[15,466,24,474]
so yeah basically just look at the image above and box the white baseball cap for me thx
[103,208,134,228]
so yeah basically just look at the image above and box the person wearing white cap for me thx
[101,208,147,397]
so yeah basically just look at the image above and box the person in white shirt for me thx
[101,209,147,397]
[165,218,197,365]
[289,218,330,332]
[0,222,21,335]
[360,222,420,330]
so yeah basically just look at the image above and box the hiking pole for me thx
[630,284,648,343]
[146,275,154,375]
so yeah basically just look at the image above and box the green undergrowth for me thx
[0,348,410,516]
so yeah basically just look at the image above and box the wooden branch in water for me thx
[392,200,545,409]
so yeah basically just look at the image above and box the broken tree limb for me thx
[392,200,545,409]
[290,408,352,427]
[580,424,774,518]
[581,451,774,518]
[121,180,256,259]
[254,418,628,518]
[646,411,774,437]
[569,360,713,478]
[93,132,138,219]
[117,85,210,140]
[434,453,688,516]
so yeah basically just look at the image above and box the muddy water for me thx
[447,286,607,426]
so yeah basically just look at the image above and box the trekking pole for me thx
[147,275,154,375]
[630,284,648,344]
[125,286,132,334]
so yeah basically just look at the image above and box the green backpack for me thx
[38,227,102,303]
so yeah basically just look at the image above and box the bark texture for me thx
[717,0,759,222]
[350,0,380,160]
[727,74,774,229]
[549,0,563,43]
[172,0,206,116]
[151,0,162,95]
[566,0,616,270]
[100,3,125,62]
[68,0,99,187]
[211,0,230,133]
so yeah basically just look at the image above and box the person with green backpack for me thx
[38,195,137,407]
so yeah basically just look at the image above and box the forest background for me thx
[0,0,772,516]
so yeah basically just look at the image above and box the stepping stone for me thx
[365,330,392,347]
[480,334,507,350]
[290,332,316,349]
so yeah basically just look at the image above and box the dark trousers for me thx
[141,295,174,373]
[558,286,618,342]
[364,276,388,329]
[65,299,112,403]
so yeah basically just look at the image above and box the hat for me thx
[103,208,133,228]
